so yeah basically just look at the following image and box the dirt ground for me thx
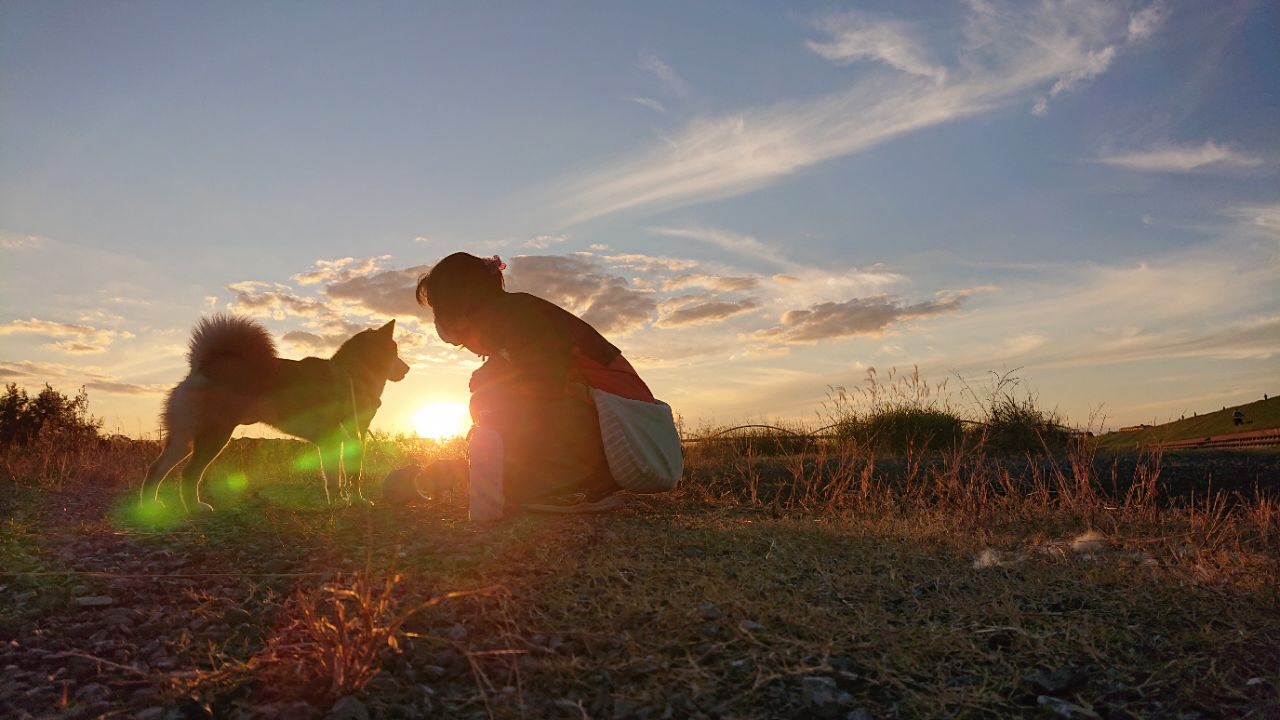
[2,448,1279,719]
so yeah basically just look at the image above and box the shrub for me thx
[838,406,966,453]
[825,367,965,453]
[0,383,102,448]
[966,371,1069,453]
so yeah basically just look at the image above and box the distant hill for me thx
[1096,396,1279,450]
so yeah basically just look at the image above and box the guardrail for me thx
[1154,428,1280,451]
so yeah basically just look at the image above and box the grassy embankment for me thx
[1094,396,1280,451]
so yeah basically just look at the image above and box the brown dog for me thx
[140,315,409,512]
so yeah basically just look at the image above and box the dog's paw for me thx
[137,497,167,510]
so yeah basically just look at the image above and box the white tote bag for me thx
[591,388,683,493]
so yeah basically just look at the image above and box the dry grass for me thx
[2,424,1278,718]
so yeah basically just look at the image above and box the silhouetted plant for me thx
[0,383,102,448]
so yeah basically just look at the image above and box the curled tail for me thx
[188,314,277,385]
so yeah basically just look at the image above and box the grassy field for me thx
[1095,396,1280,450]
[2,433,1279,719]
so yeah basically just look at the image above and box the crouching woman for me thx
[414,252,681,518]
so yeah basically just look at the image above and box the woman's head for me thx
[416,253,506,345]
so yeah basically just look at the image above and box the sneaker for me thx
[524,493,623,514]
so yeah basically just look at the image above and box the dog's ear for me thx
[378,319,396,335]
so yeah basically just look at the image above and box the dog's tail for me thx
[187,314,277,385]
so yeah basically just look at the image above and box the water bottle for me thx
[468,428,505,521]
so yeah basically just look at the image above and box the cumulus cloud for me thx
[562,1,1156,221]
[506,255,657,335]
[324,264,434,319]
[658,298,761,327]
[757,293,970,343]
[0,318,132,354]
[227,281,332,320]
[292,256,390,286]
[1097,140,1264,172]
[807,11,947,84]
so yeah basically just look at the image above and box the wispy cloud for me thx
[807,11,947,84]
[523,233,569,249]
[1098,140,1264,172]
[649,226,795,268]
[0,360,165,395]
[1224,202,1280,235]
[562,1,1158,222]
[626,96,669,115]
[0,232,48,250]
[638,48,690,98]
[663,273,761,292]
[1127,1,1168,41]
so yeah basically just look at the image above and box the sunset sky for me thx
[2,1,1277,437]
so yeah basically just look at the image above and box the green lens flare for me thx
[114,494,184,530]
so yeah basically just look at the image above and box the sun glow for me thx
[412,402,471,440]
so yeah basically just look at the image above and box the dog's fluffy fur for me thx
[140,315,409,512]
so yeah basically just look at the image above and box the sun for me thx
[412,402,471,441]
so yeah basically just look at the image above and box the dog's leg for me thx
[346,438,372,507]
[140,434,192,505]
[179,424,234,514]
[317,443,344,506]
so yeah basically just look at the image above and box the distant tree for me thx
[0,383,102,448]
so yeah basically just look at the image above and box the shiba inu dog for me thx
[140,315,409,512]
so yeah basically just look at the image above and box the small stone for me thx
[1025,666,1088,695]
[1037,695,1100,719]
[135,708,166,720]
[326,695,369,720]
[74,682,110,702]
[1070,530,1107,554]
[845,709,873,720]
[696,601,722,621]
[740,620,765,632]
[446,624,467,641]
[74,596,114,608]
[804,676,853,719]
[102,608,135,626]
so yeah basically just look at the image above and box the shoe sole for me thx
[524,494,624,514]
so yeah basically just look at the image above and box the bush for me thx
[837,407,966,453]
[965,371,1070,454]
[0,383,102,448]
[826,367,965,453]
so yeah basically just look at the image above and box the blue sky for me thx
[1,0,1277,436]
